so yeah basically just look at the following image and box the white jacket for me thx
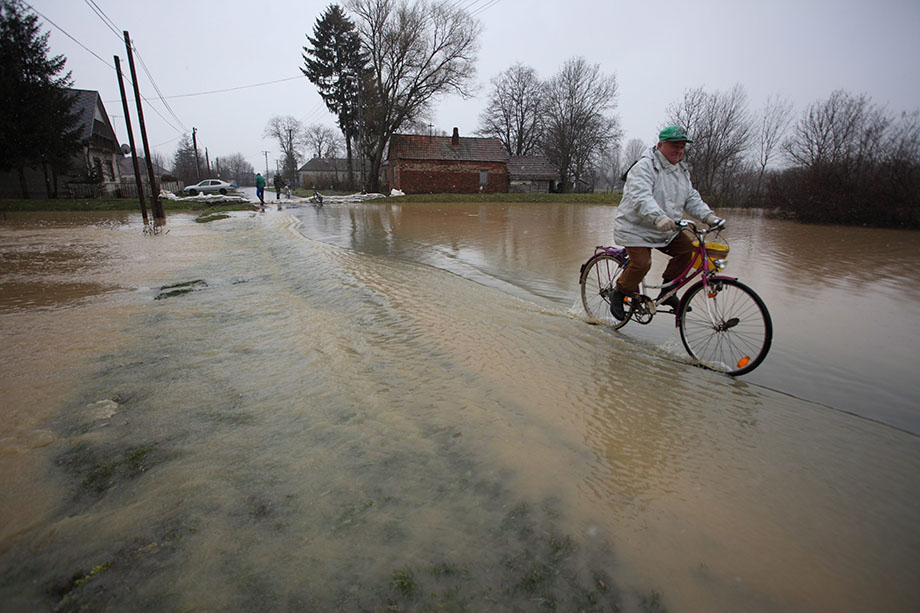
[614,146,714,247]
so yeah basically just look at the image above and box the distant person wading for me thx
[255,173,266,205]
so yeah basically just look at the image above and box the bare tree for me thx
[771,90,920,226]
[666,84,752,203]
[754,94,793,199]
[594,142,620,191]
[304,124,343,159]
[218,153,255,185]
[150,151,169,174]
[348,0,482,192]
[784,90,889,175]
[541,57,620,192]
[621,138,646,169]
[263,115,305,185]
[476,63,544,156]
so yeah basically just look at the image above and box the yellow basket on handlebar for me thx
[691,241,730,269]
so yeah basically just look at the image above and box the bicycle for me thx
[579,220,772,376]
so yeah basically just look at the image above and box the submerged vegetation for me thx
[154,279,207,300]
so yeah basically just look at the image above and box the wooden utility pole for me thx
[192,127,201,180]
[114,55,148,224]
[123,31,164,223]
[205,147,211,177]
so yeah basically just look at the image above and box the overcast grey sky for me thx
[24,0,920,175]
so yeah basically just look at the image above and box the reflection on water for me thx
[293,203,920,435]
[1,209,918,611]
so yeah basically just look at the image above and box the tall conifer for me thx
[302,5,368,189]
[0,0,80,197]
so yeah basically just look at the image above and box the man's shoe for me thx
[659,293,680,309]
[608,287,627,320]
[657,289,691,312]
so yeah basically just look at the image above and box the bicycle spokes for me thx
[678,279,772,376]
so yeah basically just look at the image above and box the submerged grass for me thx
[195,212,232,223]
[55,441,161,497]
[154,279,207,300]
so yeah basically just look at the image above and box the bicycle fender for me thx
[579,248,627,280]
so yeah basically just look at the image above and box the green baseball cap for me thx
[658,126,693,143]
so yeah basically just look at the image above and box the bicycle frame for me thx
[582,221,734,322]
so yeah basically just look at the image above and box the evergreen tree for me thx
[171,133,203,185]
[0,0,80,198]
[302,4,368,189]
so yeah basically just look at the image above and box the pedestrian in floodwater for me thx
[255,173,266,205]
[274,173,285,200]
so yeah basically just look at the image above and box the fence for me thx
[65,181,183,199]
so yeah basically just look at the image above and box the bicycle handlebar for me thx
[678,218,725,235]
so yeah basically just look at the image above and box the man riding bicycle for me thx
[609,126,723,320]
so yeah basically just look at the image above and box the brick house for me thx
[383,128,509,194]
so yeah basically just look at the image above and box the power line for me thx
[451,0,502,16]
[104,76,305,104]
[21,1,186,136]
[82,0,121,40]
[20,1,113,69]
[469,0,502,17]
[77,1,190,134]
[132,47,189,132]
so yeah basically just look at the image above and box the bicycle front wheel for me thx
[678,278,772,376]
[580,254,633,329]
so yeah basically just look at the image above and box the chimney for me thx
[451,127,459,146]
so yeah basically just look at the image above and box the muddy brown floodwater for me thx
[1,206,918,612]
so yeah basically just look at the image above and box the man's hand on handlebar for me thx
[678,218,726,233]
[705,214,726,230]
[656,217,679,232]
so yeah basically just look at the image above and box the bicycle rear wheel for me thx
[580,254,634,329]
[677,278,772,376]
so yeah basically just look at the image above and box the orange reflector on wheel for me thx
[737,356,751,368]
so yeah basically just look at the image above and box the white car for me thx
[183,179,236,196]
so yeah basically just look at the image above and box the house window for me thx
[479,170,488,186]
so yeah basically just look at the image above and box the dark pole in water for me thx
[124,30,165,224]
[114,55,148,225]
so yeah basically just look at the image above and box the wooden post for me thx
[114,55,148,224]
[123,30,164,224]
[192,127,200,180]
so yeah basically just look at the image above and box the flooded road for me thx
[291,201,920,435]
[1,207,918,611]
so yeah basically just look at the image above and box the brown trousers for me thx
[616,231,695,294]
